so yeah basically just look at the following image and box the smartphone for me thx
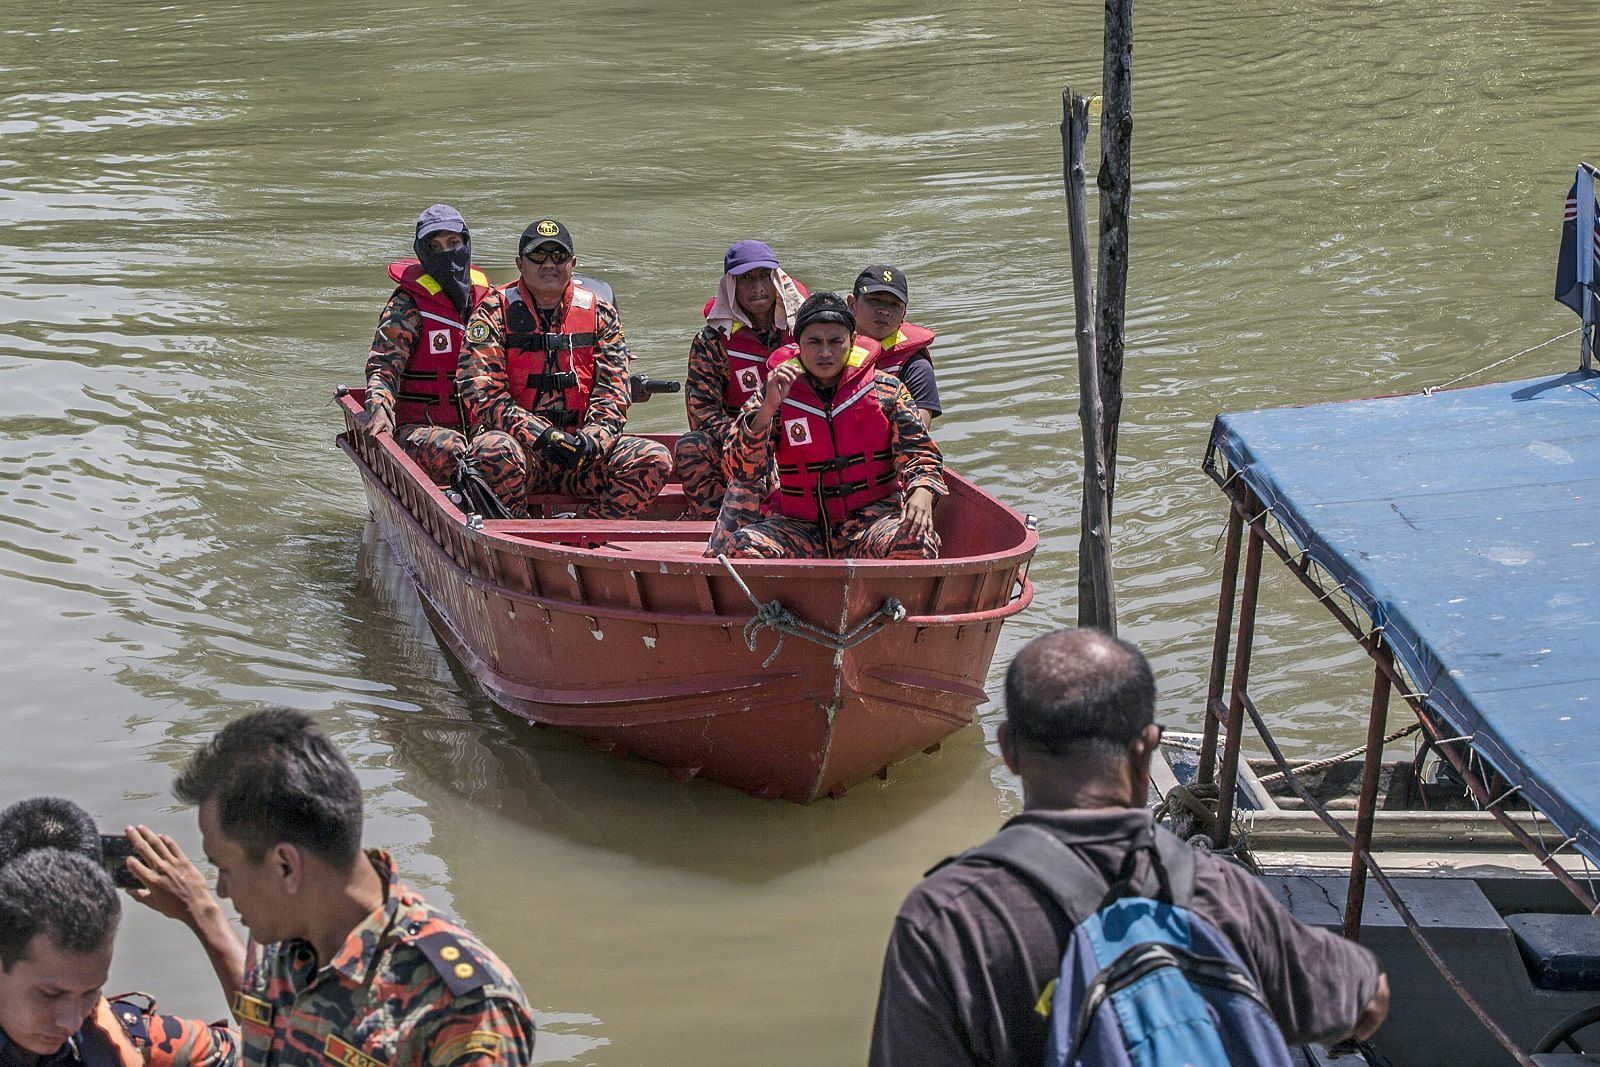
[98,834,142,890]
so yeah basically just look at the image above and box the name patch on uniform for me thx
[428,329,451,353]
[431,1030,503,1065]
[465,320,491,344]
[736,368,761,394]
[784,419,812,447]
[325,1034,390,1067]
[572,288,595,311]
[231,992,274,1028]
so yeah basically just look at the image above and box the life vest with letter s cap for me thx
[505,280,599,429]
[768,338,899,525]
[872,321,936,375]
[387,258,492,428]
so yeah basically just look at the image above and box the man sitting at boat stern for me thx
[456,218,671,518]
[870,628,1390,1067]
[362,205,493,484]
[717,291,943,560]
[674,239,807,518]
[138,709,536,1067]
[847,264,941,429]
[0,796,238,1066]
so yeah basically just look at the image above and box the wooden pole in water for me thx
[1061,89,1117,633]
[1096,0,1134,506]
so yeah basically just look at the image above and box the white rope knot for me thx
[718,554,906,668]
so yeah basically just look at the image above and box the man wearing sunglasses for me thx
[457,219,671,517]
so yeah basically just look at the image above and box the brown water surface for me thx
[3,1,1598,1061]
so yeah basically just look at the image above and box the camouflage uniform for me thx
[230,851,533,1067]
[719,373,946,559]
[364,288,470,485]
[457,288,670,518]
[0,999,237,1067]
[675,323,785,518]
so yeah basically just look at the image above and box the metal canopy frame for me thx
[1195,449,1598,1067]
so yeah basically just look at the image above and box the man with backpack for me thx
[869,628,1390,1066]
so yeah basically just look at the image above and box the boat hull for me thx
[337,390,1036,802]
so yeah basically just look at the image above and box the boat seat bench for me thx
[1505,913,1600,991]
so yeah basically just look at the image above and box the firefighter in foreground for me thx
[456,218,671,517]
[361,205,493,483]
[718,291,943,560]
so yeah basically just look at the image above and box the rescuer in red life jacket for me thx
[846,264,941,429]
[0,797,238,1067]
[457,219,672,517]
[361,205,493,484]
[673,240,808,518]
[720,291,945,560]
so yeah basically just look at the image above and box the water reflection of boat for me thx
[1165,363,1600,1065]
[334,388,1036,803]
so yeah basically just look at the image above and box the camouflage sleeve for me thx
[883,376,946,496]
[579,301,631,453]
[144,1013,240,1067]
[684,327,733,438]
[726,393,779,484]
[365,289,421,417]
[420,994,536,1067]
[457,291,550,451]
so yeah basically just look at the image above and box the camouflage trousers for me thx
[396,424,469,485]
[672,428,731,519]
[465,430,672,519]
[718,494,941,560]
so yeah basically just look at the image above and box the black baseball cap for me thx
[519,218,574,256]
[853,264,908,303]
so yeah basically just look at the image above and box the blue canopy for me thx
[1209,371,1600,865]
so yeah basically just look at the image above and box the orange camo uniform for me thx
[230,851,533,1067]
[675,321,787,518]
[0,996,237,1067]
[363,288,472,486]
[456,287,670,518]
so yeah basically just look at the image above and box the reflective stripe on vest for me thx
[768,339,898,525]
[722,323,790,408]
[387,258,492,428]
[504,280,598,429]
[872,321,936,375]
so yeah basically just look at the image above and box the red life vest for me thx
[387,259,493,428]
[504,280,599,430]
[872,321,936,376]
[768,338,898,525]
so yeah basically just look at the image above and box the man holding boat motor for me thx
[674,239,807,518]
[457,218,672,518]
[361,205,493,484]
[870,628,1390,1066]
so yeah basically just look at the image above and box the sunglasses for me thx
[522,247,572,265]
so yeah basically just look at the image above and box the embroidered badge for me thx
[882,269,894,282]
[736,368,761,394]
[536,220,560,237]
[325,1035,389,1067]
[784,419,812,447]
[465,320,490,344]
[432,1030,503,1065]
[428,330,451,354]
[231,992,274,1028]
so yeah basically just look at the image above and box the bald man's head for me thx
[1003,628,1155,756]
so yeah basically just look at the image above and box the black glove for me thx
[537,427,596,470]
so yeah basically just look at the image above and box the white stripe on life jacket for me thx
[419,309,464,328]
[782,395,829,419]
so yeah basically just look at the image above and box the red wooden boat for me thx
[335,388,1037,802]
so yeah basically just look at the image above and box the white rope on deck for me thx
[1422,326,1581,395]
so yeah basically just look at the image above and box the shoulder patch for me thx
[431,1029,504,1066]
[465,319,491,344]
[414,930,492,996]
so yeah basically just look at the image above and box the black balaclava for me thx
[415,227,474,319]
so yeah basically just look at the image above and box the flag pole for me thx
[1579,163,1597,371]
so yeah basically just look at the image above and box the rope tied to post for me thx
[717,554,906,668]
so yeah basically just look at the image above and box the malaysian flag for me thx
[1555,164,1600,319]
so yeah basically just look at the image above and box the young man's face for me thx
[796,322,854,384]
[733,268,776,320]
[848,290,907,342]
[0,934,113,1055]
[199,800,296,945]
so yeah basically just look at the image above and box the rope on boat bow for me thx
[716,554,906,668]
